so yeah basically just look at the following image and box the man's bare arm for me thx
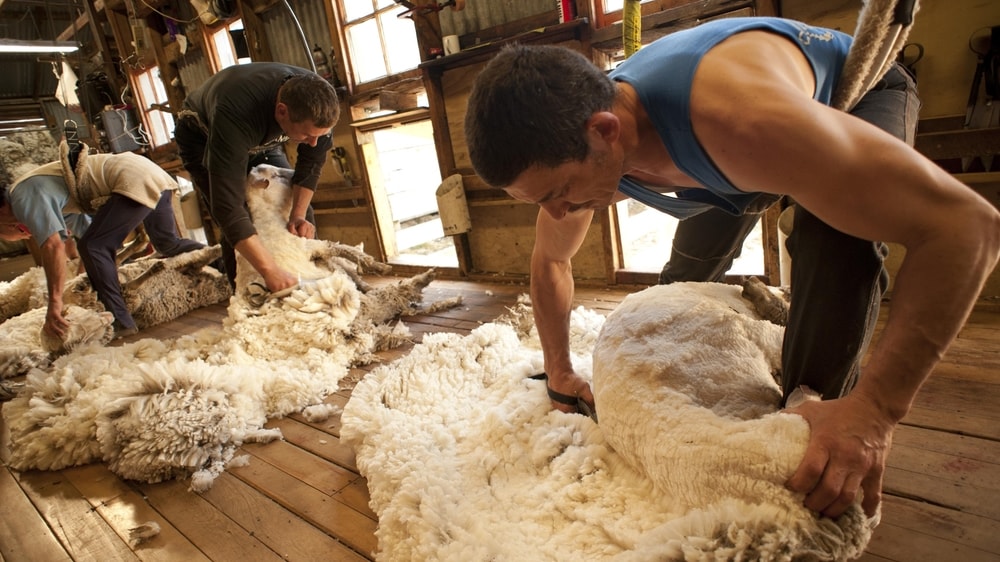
[288,184,316,239]
[234,234,298,292]
[530,208,596,411]
[39,232,70,338]
[692,34,1000,517]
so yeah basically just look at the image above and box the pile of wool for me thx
[342,282,874,561]
[0,130,60,187]
[2,166,451,490]
[0,246,231,378]
[0,266,48,322]
[2,329,331,489]
[0,305,113,378]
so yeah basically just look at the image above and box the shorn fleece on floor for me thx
[342,282,875,561]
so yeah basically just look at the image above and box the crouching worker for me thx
[174,63,340,293]
[0,142,205,339]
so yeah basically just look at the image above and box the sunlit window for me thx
[340,0,421,85]
[596,0,657,27]
[615,200,763,276]
[601,0,656,13]
[134,66,174,147]
[212,19,252,69]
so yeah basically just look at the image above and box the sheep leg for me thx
[741,276,789,326]
[115,225,150,266]
[322,256,375,292]
[315,242,393,275]
[123,260,167,291]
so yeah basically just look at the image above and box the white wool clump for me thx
[0,246,230,379]
[0,266,48,322]
[0,306,113,378]
[128,521,161,546]
[343,282,874,561]
[302,402,342,422]
[0,246,230,329]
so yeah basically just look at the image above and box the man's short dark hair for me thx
[464,43,617,188]
[279,73,341,128]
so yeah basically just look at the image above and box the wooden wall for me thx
[784,0,1000,297]
[783,0,1000,119]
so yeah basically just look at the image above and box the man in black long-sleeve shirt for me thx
[174,62,340,293]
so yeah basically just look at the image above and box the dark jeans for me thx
[659,63,920,403]
[78,191,204,329]
[174,117,315,288]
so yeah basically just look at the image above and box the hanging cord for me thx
[622,0,642,59]
[280,0,315,72]
[832,0,920,112]
[139,0,208,24]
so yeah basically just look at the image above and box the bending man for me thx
[464,17,1000,519]
[174,63,340,293]
[0,143,205,338]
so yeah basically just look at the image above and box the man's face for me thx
[503,146,622,220]
[275,102,332,147]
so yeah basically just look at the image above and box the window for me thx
[133,66,173,147]
[616,199,763,276]
[594,0,661,28]
[358,116,458,268]
[339,0,421,85]
[211,19,252,70]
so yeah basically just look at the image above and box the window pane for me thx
[214,26,237,69]
[379,10,420,75]
[615,199,764,276]
[343,0,375,22]
[371,119,456,267]
[375,0,394,8]
[347,19,387,83]
[616,199,678,271]
[603,0,656,14]
[133,66,174,147]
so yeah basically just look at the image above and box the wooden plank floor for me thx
[1,277,998,561]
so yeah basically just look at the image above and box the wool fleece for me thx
[342,282,875,561]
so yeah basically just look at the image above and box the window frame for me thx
[335,0,422,89]
[128,65,172,148]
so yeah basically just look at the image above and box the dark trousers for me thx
[174,117,315,288]
[78,191,204,329]
[659,64,920,403]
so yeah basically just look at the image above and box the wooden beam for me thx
[590,0,754,51]
[915,128,1000,161]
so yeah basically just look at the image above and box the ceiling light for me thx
[0,39,79,54]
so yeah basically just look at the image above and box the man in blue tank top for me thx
[465,17,1000,519]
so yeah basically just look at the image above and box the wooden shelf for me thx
[418,18,590,76]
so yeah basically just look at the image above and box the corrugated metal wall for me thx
[438,0,554,36]
[176,48,213,96]
[41,98,91,138]
[261,0,331,72]
[0,0,92,101]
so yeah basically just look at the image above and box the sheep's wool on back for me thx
[343,282,875,561]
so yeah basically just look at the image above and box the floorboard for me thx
[2,277,998,561]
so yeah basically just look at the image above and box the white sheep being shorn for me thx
[342,282,873,561]
[3,165,454,491]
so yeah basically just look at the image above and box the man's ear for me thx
[275,102,289,121]
[588,111,621,144]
